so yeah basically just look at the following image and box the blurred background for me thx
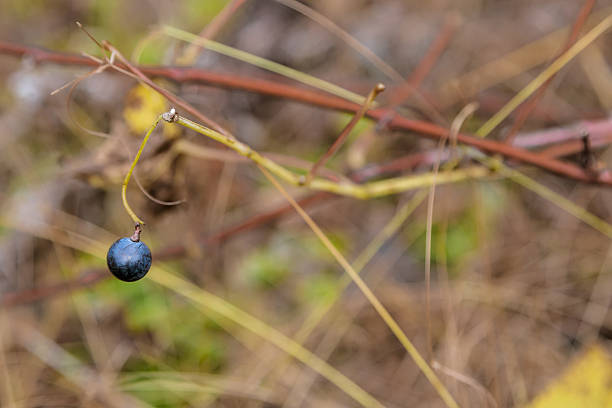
[1,0,612,407]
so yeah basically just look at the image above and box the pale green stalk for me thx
[163,26,367,105]
[259,165,460,408]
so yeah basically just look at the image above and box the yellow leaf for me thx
[526,345,612,408]
[123,83,180,138]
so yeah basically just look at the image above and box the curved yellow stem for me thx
[122,115,163,225]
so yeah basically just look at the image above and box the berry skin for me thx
[107,237,152,282]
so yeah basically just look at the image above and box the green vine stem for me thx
[168,109,491,196]
[121,108,493,225]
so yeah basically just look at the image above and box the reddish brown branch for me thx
[388,14,459,107]
[306,83,385,183]
[379,15,458,126]
[1,270,107,307]
[503,0,596,144]
[0,40,610,185]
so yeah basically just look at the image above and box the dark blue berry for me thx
[107,235,152,282]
